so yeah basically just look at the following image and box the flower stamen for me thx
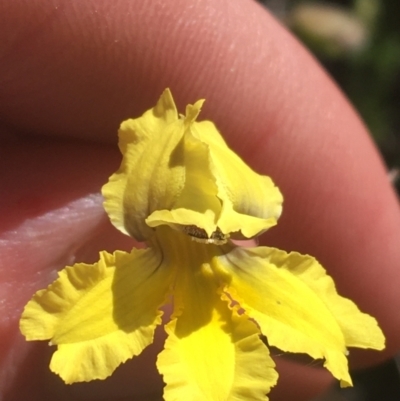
[181,225,229,245]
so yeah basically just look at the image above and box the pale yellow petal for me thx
[213,246,365,386]
[191,120,283,238]
[104,89,283,242]
[20,248,173,383]
[157,249,277,401]
[269,250,385,350]
[146,128,221,237]
[102,88,186,241]
[147,111,283,240]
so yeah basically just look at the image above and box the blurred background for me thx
[258,1,400,400]
[262,0,400,194]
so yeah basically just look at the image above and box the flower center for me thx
[181,225,229,245]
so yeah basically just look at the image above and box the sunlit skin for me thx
[1,1,400,401]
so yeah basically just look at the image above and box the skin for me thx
[1,0,399,400]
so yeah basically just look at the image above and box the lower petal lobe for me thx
[157,246,277,401]
[20,247,173,383]
[214,246,362,386]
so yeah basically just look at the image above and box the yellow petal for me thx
[20,248,173,383]
[102,88,185,241]
[146,127,221,237]
[190,119,283,238]
[213,247,384,387]
[271,250,385,350]
[147,102,283,239]
[104,88,283,242]
[157,251,277,401]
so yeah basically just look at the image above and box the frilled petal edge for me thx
[20,248,173,383]
[213,247,384,387]
[267,249,386,351]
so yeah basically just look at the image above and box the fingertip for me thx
[2,0,400,372]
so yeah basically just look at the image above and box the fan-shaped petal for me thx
[157,258,277,401]
[20,248,173,383]
[213,247,384,386]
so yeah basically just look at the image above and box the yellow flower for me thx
[20,89,385,400]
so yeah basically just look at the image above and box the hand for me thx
[1,1,400,400]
